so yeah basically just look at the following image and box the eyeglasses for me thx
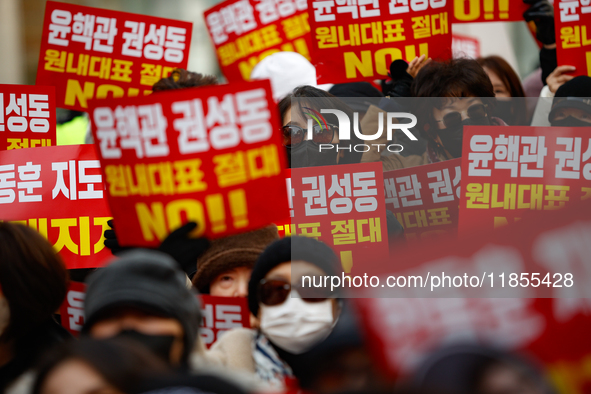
[282,124,337,148]
[258,278,330,306]
[440,103,487,129]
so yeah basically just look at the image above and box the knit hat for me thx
[82,250,201,363]
[549,76,591,121]
[192,225,279,294]
[247,236,342,316]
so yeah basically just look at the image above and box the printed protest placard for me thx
[204,0,311,82]
[0,85,56,150]
[200,295,251,348]
[458,126,591,234]
[451,0,530,23]
[89,79,290,248]
[60,281,87,336]
[36,1,192,111]
[0,145,113,269]
[384,158,461,243]
[308,0,453,84]
[555,0,591,77]
[452,34,480,59]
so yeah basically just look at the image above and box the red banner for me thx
[384,158,461,243]
[451,0,530,23]
[36,1,192,111]
[555,0,591,77]
[59,283,251,348]
[459,126,591,235]
[279,162,389,275]
[0,85,56,151]
[200,295,252,348]
[60,281,87,336]
[353,202,591,392]
[0,145,113,269]
[308,0,453,84]
[204,0,312,82]
[88,79,290,248]
[452,33,480,59]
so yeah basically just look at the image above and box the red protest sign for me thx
[308,0,453,84]
[88,79,290,248]
[353,202,591,392]
[200,295,251,348]
[279,162,389,275]
[452,34,480,59]
[60,281,87,337]
[204,0,311,82]
[384,158,461,243]
[458,126,591,235]
[555,0,591,77]
[0,85,56,151]
[0,145,113,269]
[36,1,193,111]
[451,0,529,23]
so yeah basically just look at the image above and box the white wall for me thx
[0,0,25,84]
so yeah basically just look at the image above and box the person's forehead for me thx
[441,97,481,110]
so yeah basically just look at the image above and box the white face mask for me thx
[0,295,10,337]
[259,290,335,354]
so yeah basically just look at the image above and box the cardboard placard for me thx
[458,126,591,235]
[88,79,290,248]
[308,0,453,84]
[204,0,312,82]
[555,0,591,77]
[384,158,461,243]
[0,145,113,269]
[279,162,389,275]
[0,85,56,150]
[451,0,530,23]
[36,1,193,111]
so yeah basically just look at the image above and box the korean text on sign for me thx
[89,79,290,248]
[283,162,389,275]
[204,0,311,82]
[384,158,461,243]
[0,145,113,269]
[555,0,591,77]
[459,125,591,233]
[452,0,530,23]
[308,0,453,83]
[200,295,251,348]
[0,85,56,151]
[37,1,192,111]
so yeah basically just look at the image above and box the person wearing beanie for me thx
[82,250,201,368]
[548,76,591,128]
[192,225,279,297]
[328,82,384,117]
[205,236,343,390]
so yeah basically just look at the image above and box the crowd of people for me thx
[1,0,590,393]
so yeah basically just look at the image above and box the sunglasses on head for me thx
[258,278,330,306]
[439,103,487,129]
[282,124,337,148]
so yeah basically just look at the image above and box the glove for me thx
[104,219,135,256]
[386,210,405,243]
[523,0,555,45]
[158,222,210,278]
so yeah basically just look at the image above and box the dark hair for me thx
[152,68,218,92]
[0,222,69,342]
[32,338,169,394]
[278,85,363,165]
[477,56,525,98]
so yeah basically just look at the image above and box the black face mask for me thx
[551,116,591,128]
[288,141,339,168]
[437,116,491,159]
[115,329,176,363]
[491,99,515,125]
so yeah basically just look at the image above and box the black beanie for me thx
[247,236,342,316]
[82,249,201,364]
[549,76,591,121]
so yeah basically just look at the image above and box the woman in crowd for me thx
[0,222,70,393]
[477,56,529,125]
[32,338,169,394]
[206,236,342,390]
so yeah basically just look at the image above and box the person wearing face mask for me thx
[0,222,70,394]
[82,250,202,369]
[205,236,342,390]
[278,85,364,169]
[547,76,591,128]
